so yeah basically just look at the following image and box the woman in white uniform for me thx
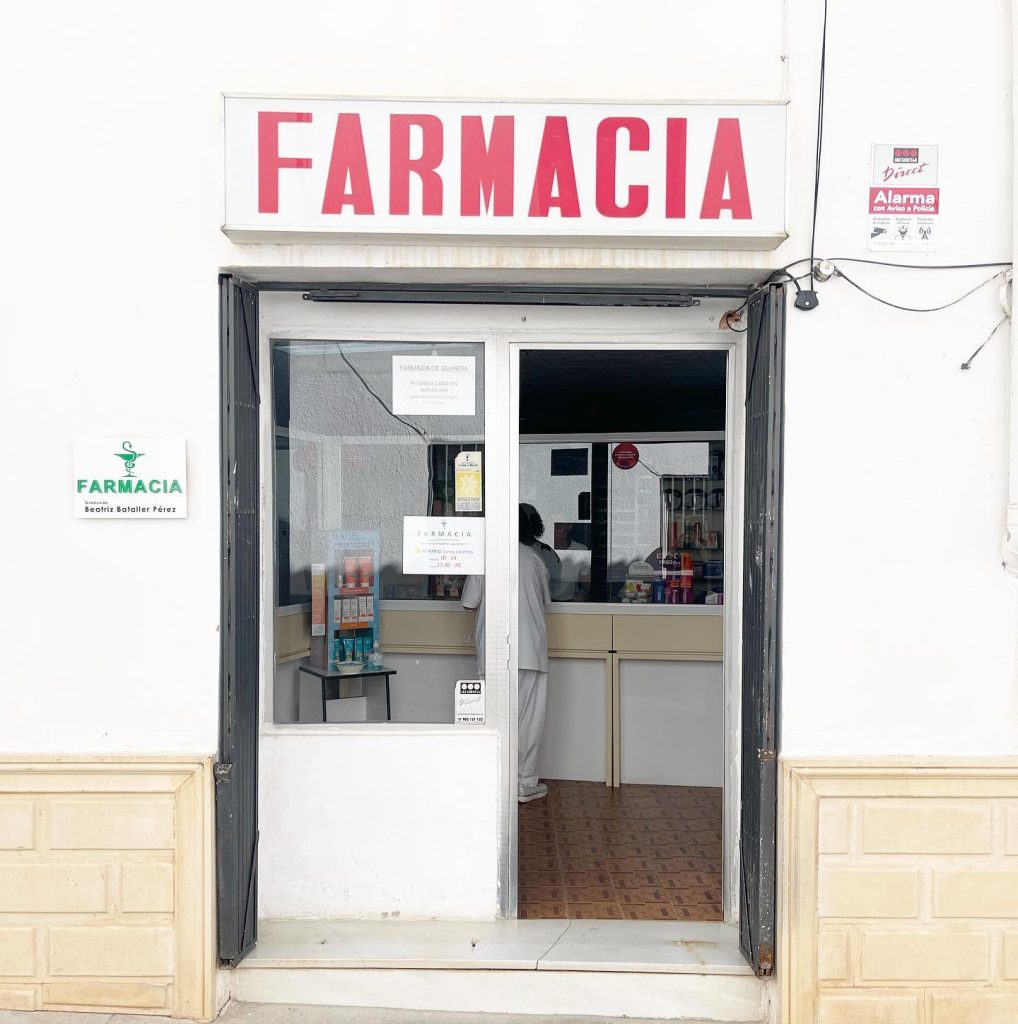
[461,572,485,678]
[517,505,552,802]
[461,505,552,802]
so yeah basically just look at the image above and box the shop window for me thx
[272,339,485,724]
[520,440,725,605]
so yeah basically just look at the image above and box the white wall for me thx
[777,0,1018,756]
[0,0,1013,794]
[259,731,499,919]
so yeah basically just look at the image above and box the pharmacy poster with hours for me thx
[402,516,485,575]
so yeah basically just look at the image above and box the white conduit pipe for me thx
[1006,0,1018,574]
[1004,269,1018,573]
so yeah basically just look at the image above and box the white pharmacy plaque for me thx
[74,437,188,519]
[402,515,485,575]
[392,355,475,416]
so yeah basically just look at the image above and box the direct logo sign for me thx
[73,437,188,519]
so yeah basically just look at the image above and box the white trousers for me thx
[518,669,548,789]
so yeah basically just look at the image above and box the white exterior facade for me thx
[2,1,1018,1021]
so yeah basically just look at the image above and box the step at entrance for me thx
[232,920,770,1022]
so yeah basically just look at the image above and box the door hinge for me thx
[758,748,777,764]
[214,762,233,782]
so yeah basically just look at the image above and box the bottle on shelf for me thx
[368,640,383,669]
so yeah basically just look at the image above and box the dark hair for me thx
[519,505,537,545]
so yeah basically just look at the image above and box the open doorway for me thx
[515,347,729,922]
[219,282,782,978]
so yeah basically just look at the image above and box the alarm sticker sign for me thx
[868,144,939,253]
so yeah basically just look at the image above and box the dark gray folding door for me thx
[739,284,785,976]
[216,276,261,965]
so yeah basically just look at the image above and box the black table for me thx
[296,664,397,722]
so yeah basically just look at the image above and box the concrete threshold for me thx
[242,919,754,974]
[231,920,769,1022]
[0,1005,757,1024]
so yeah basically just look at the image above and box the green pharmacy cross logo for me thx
[114,440,145,478]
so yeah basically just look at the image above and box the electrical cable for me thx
[809,0,828,293]
[336,347,427,438]
[776,257,1011,280]
[724,261,1012,331]
[725,271,813,329]
[824,257,1012,272]
[833,267,1007,314]
[744,298,769,400]
[961,315,1009,370]
[336,345,436,519]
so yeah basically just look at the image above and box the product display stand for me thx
[324,530,381,669]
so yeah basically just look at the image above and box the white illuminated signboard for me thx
[224,97,787,247]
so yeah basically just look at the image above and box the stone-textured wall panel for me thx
[0,758,213,1020]
[783,761,1018,1024]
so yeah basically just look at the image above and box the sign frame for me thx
[73,436,188,519]
[223,95,788,249]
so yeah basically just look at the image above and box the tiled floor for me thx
[518,780,723,921]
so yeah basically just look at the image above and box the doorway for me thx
[512,345,733,922]
[217,281,784,977]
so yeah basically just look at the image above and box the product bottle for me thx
[368,641,383,669]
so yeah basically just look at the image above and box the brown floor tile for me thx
[561,869,613,888]
[566,901,624,919]
[616,888,673,905]
[520,884,564,902]
[559,857,609,871]
[564,885,617,903]
[518,780,721,923]
[519,902,567,919]
[523,869,565,885]
[521,856,561,872]
[623,903,682,920]
[611,871,664,889]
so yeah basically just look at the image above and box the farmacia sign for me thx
[223,97,786,247]
[73,438,188,519]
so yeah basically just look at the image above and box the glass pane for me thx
[610,440,725,605]
[520,439,725,604]
[520,443,593,602]
[272,339,485,723]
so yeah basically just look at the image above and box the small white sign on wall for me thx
[402,515,485,575]
[454,679,485,725]
[74,437,187,518]
[868,143,939,253]
[392,355,476,416]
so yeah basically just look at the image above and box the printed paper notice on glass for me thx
[392,356,475,416]
[454,451,482,512]
[402,516,485,576]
